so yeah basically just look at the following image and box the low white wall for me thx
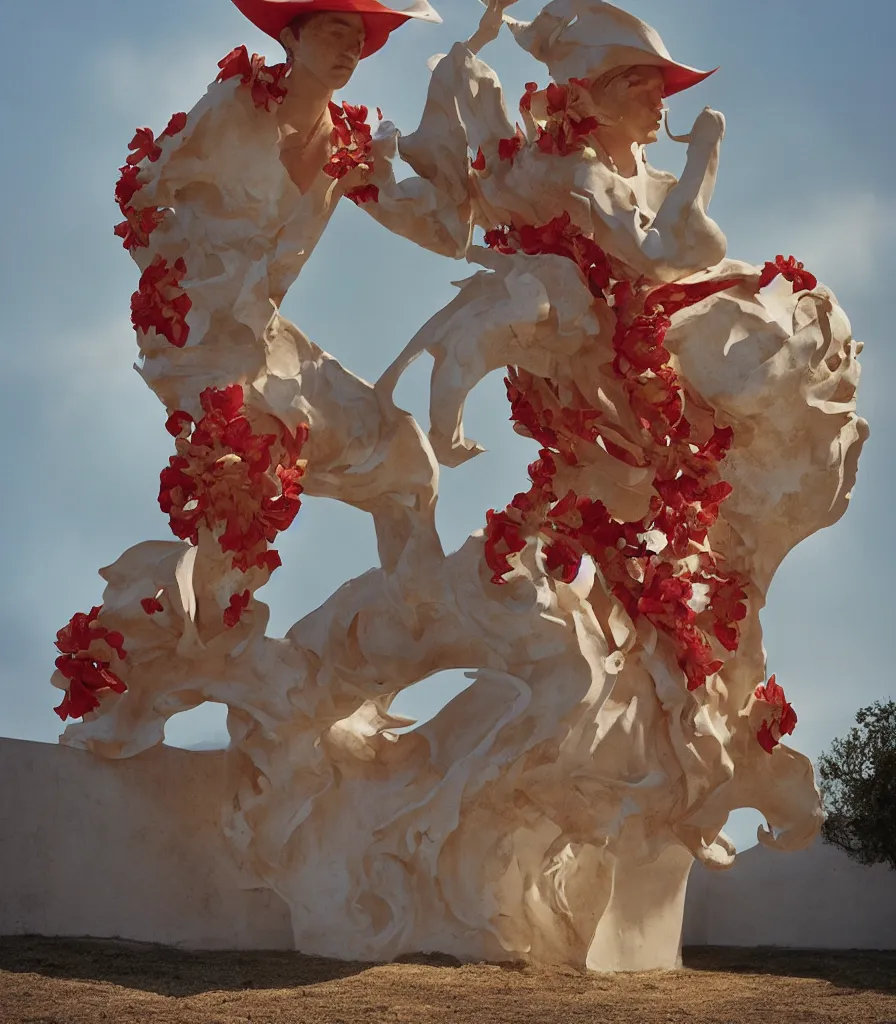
[2,738,894,952]
[0,738,292,950]
[683,834,896,950]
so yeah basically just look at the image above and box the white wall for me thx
[0,738,292,949]
[2,738,894,952]
[683,834,896,950]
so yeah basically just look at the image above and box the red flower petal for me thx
[345,184,380,206]
[757,721,778,754]
[163,111,188,138]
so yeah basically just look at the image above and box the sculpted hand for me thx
[467,0,519,54]
[372,120,400,163]
[690,107,726,146]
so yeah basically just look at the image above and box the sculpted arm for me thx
[591,108,727,282]
[359,124,473,258]
[357,4,519,258]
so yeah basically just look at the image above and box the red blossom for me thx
[53,606,128,721]
[217,46,288,110]
[345,184,380,206]
[758,255,818,294]
[165,409,194,437]
[519,82,538,113]
[158,385,308,577]
[257,550,283,574]
[217,45,252,81]
[162,111,188,138]
[131,255,192,347]
[471,147,486,172]
[126,127,162,166]
[533,80,598,157]
[223,590,251,629]
[141,597,164,615]
[483,227,514,254]
[754,675,798,752]
[483,508,529,584]
[676,623,724,691]
[114,205,167,250]
[486,213,611,299]
[498,127,526,164]
[708,576,748,652]
[613,311,673,374]
[543,537,582,583]
[325,101,375,180]
[114,164,143,207]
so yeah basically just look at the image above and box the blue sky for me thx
[1,1,893,854]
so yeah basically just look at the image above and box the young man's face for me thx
[289,12,366,89]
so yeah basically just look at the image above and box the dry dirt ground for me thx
[1,938,894,1024]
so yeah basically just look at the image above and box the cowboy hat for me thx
[506,0,715,96]
[230,0,441,58]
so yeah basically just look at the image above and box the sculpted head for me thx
[281,11,366,89]
[589,65,666,146]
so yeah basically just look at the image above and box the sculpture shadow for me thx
[4,937,894,999]
[683,946,896,995]
[0,936,400,997]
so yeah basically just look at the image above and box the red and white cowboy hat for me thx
[230,0,441,58]
[507,0,715,96]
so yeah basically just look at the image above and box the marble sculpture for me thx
[50,0,868,971]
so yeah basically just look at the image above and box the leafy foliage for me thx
[818,701,896,870]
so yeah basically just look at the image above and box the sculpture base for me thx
[1,738,694,970]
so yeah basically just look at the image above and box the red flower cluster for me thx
[115,206,167,250]
[758,255,818,294]
[534,80,597,157]
[484,213,611,298]
[217,46,289,111]
[130,255,192,347]
[325,102,373,178]
[223,590,251,629]
[344,183,380,206]
[323,102,380,204]
[484,218,751,692]
[754,675,798,753]
[53,607,128,722]
[159,385,309,591]
[141,596,164,615]
[114,112,187,251]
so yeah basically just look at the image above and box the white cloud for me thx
[783,193,896,294]
[726,189,896,297]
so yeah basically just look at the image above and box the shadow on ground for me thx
[0,937,470,998]
[1,937,894,999]
[684,946,896,995]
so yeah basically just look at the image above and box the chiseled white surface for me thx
[48,1,868,973]
[684,839,896,951]
[0,738,292,950]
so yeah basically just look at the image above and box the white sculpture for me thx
[51,0,867,971]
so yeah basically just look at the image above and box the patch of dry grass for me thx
[1,937,894,1023]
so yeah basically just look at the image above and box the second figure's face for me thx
[287,12,366,89]
[590,65,666,146]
